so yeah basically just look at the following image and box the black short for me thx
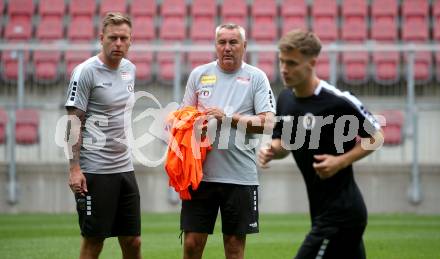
[181,181,259,235]
[295,224,366,259]
[75,171,141,238]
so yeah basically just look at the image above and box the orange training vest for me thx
[165,106,212,200]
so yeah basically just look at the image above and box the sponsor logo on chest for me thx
[121,71,132,81]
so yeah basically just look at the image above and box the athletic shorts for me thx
[180,181,259,235]
[75,171,141,238]
[295,224,366,259]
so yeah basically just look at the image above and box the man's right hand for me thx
[69,165,88,196]
[258,145,275,168]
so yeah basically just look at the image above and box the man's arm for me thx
[205,108,275,134]
[313,129,384,179]
[258,138,291,168]
[66,107,88,196]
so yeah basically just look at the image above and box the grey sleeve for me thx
[253,72,276,114]
[181,70,198,107]
[65,65,92,112]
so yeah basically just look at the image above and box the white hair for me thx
[215,23,246,41]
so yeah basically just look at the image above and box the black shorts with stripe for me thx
[75,171,141,238]
[181,181,259,235]
[295,224,366,259]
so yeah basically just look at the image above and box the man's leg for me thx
[183,232,209,259]
[223,234,246,259]
[79,237,105,259]
[118,236,142,259]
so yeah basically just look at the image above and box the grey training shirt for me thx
[182,61,276,185]
[65,56,135,174]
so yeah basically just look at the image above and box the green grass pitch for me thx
[0,213,439,258]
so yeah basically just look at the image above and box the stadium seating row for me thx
[2,0,440,42]
[1,49,440,85]
[1,0,439,84]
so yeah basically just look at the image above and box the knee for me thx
[184,236,204,255]
[120,236,142,251]
[82,237,104,255]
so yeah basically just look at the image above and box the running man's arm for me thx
[313,129,384,179]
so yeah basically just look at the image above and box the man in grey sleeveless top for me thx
[65,13,141,259]
[180,23,276,259]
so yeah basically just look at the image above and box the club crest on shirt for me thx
[302,113,316,130]
[197,88,212,98]
[121,71,132,81]
[127,83,134,92]
[200,75,216,85]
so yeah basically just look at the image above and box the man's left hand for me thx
[313,154,347,179]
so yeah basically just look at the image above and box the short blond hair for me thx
[102,12,132,33]
[278,30,322,58]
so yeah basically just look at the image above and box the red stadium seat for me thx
[192,0,217,19]
[316,52,330,81]
[4,17,32,41]
[161,0,186,18]
[33,51,62,82]
[67,17,95,42]
[434,2,440,42]
[251,17,277,42]
[130,0,156,18]
[402,0,428,22]
[69,0,96,18]
[0,108,7,144]
[159,17,186,41]
[252,0,277,19]
[36,16,64,41]
[371,19,398,42]
[312,0,337,22]
[1,50,29,82]
[65,51,92,77]
[157,42,187,82]
[342,0,367,21]
[371,0,398,22]
[0,0,3,16]
[372,52,400,84]
[402,19,429,42]
[434,22,440,42]
[127,51,154,83]
[8,0,34,19]
[341,19,367,42]
[281,0,308,32]
[221,0,247,29]
[282,16,308,35]
[99,0,127,17]
[39,0,65,18]
[313,19,338,43]
[15,109,39,145]
[379,110,404,146]
[342,52,369,84]
[190,17,215,42]
[281,0,307,18]
[434,0,440,21]
[131,16,155,42]
[404,52,432,83]
[256,51,277,83]
[187,41,215,71]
